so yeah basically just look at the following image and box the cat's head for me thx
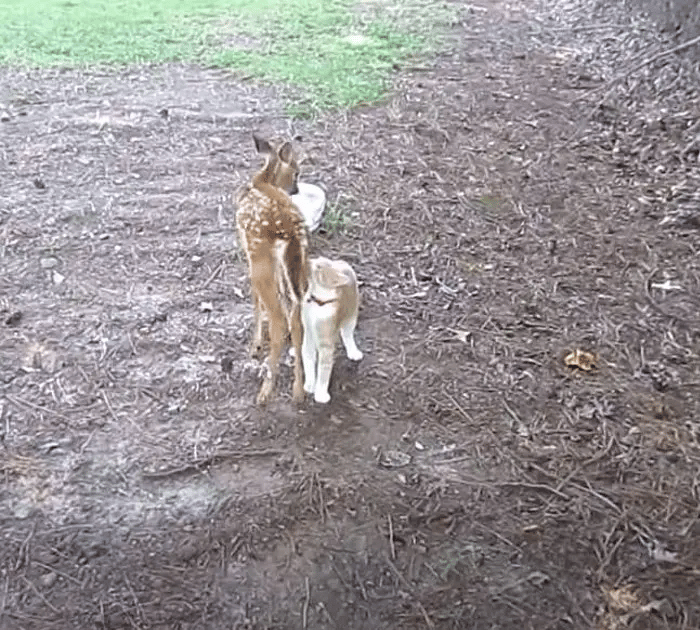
[311,257,354,290]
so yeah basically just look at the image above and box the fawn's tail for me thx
[284,219,309,301]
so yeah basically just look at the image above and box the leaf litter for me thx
[1,0,700,628]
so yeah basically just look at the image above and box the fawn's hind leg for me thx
[251,264,284,405]
[249,293,267,358]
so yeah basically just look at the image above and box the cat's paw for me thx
[347,348,363,361]
[314,390,331,404]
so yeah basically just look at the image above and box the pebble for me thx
[40,257,59,269]
[40,572,57,588]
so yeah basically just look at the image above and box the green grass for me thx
[0,0,454,114]
[320,193,355,235]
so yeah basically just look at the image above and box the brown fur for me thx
[236,135,309,404]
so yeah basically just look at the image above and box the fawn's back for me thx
[237,137,308,301]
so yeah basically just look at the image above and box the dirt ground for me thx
[2,0,700,628]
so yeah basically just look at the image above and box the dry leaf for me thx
[564,348,597,371]
[605,584,641,612]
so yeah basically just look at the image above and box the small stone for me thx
[378,449,411,469]
[40,257,59,269]
[52,271,65,284]
[200,302,213,312]
[40,572,57,588]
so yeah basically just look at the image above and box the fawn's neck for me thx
[252,158,280,190]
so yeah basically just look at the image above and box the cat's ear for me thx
[316,264,351,288]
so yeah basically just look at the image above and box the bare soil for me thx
[2,1,700,628]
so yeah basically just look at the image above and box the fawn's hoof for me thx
[292,382,306,404]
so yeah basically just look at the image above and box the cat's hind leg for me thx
[301,313,317,396]
[340,316,363,361]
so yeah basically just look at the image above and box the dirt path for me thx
[2,1,700,628]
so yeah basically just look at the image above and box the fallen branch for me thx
[141,449,283,479]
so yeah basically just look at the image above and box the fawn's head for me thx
[252,134,300,195]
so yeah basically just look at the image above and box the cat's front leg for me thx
[301,329,316,395]
[314,342,334,403]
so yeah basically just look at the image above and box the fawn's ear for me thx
[316,263,352,289]
[278,141,294,164]
[253,134,273,155]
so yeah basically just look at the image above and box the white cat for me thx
[301,257,363,403]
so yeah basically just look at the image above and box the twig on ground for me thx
[527,462,621,513]
[329,560,350,590]
[15,523,35,571]
[0,575,8,624]
[452,475,571,500]
[200,259,225,289]
[5,395,70,422]
[123,572,145,624]
[102,391,141,432]
[442,390,475,422]
[384,554,435,629]
[388,513,396,560]
[34,562,82,586]
[316,472,327,523]
[384,554,413,591]
[21,576,59,614]
[354,568,368,601]
[302,577,310,630]
[141,449,283,479]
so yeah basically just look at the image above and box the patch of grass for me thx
[320,194,354,235]
[210,1,423,114]
[0,0,456,113]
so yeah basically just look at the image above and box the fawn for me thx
[301,257,363,403]
[236,134,309,404]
